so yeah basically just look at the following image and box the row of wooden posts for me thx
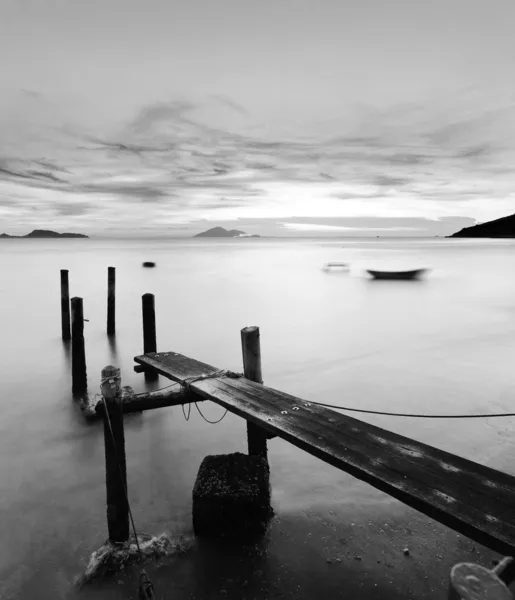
[60,267,158,396]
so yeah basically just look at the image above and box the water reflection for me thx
[61,338,71,370]
[107,334,118,362]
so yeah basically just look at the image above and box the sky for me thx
[0,0,515,237]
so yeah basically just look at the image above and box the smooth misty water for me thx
[1,237,515,599]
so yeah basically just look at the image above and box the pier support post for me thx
[448,557,514,599]
[100,365,130,543]
[71,297,87,396]
[107,267,116,336]
[241,326,268,459]
[60,269,71,340]
[142,293,158,381]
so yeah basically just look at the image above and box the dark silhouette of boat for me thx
[366,268,427,280]
[142,262,156,268]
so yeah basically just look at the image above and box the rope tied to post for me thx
[181,369,242,393]
[180,370,242,424]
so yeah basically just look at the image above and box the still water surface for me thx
[1,237,514,599]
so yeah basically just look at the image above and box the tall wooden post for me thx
[107,267,116,336]
[101,365,130,543]
[71,297,87,395]
[60,269,71,340]
[142,293,157,354]
[142,293,158,381]
[241,326,268,459]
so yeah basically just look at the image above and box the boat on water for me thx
[366,268,428,280]
[322,262,349,270]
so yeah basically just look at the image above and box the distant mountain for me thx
[448,213,515,238]
[0,229,89,238]
[193,227,260,238]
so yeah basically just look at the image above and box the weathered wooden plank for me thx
[134,352,515,554]
[221,377,515,505]
[205,378,515,545]
[135,352,218,381]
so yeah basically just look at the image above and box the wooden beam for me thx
[83,383,198,419]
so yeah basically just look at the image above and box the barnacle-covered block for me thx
[192,452,273,539]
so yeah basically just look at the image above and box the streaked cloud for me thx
[1,88,515,236]
[281,223,422,233]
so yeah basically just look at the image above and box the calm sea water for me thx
[1,237,515,599]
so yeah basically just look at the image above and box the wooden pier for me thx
[134,349,515,558]
[59,268,514,596]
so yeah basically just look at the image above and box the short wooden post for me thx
[100,365,130,543]
[71,297,87,395]
[107,267,115,336]
[241,326,268,459]
[60,269,71,340]
[142,293,158,381]
[448,558,514,600]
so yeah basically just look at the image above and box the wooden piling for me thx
[107,267,115,336]
[100,365,130,543]
[142,293,158,381]
[60,269,71,340]
[142,293,157,354]
[71,297,87,395]
[241,326,268,459]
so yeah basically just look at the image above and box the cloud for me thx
[54,201,94,216]
[280,222,422,232]
[2,91,515,236]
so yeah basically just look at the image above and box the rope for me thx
[181,401,192,421]
[182,369,242,392]
[304,399,515,419]
[177,370,240,425]
[194,402,228,424]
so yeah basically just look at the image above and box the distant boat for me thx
[142,262,156,268]
[366,268,427,280]
[323,262,349,270]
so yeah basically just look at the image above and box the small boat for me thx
[322,262,349,270]
[366,268,427,280]
[142,261,156,268]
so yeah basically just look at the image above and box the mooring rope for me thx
[303,399,515,419]
[178,370,242,425]
[194,402,228,424]
[100,388,156,599]
[181,369,242,392]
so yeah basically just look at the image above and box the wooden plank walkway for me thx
[134,351,515,555]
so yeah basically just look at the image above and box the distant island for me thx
[448,213,515,238]
[0,229,89,239]
[193,227,260,238]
